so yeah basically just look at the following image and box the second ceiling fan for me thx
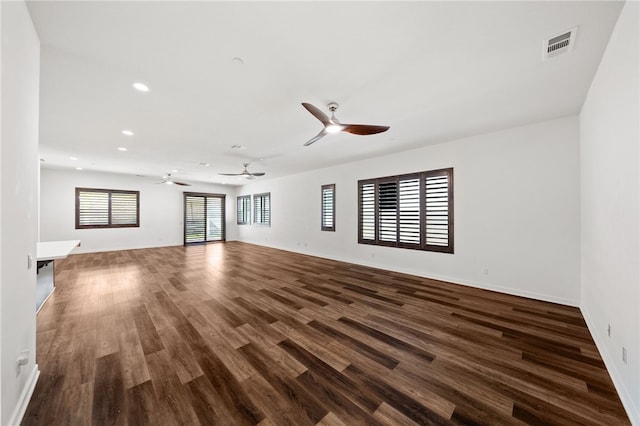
[219,163,265,180]
[157,173,190,186]
[301,102,390,146]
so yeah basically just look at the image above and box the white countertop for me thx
[37,240,81,261]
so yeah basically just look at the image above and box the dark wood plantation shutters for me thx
[253,193,270,226]
[184,193,225,244]
[321,184,335,231]
[237,195,250,225]
[358,168,453,253]
[425,172,451,247]
[359,182,375,240]
[399,176,421,245]
[76,188,139,229]
[378,179,398,243]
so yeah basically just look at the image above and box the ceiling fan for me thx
[219,163,265,180]
[301,102,390,146]
[157,173,191,186]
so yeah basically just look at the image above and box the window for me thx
[237,195,251,225]
[253,192,271,226]
[184,192,225,244]
[76,188,139,229]
[321,184,335,231]
[358,168,453,253]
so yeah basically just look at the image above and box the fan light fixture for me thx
[133,82,149,92]
[326,124,343,134]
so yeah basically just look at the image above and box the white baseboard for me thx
[8,365,40,426]
[246,241,580,307]
[581,308,640,425]
[339,257,580,307]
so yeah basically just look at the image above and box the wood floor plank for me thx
[24,242,631,425]
[238,341,328,424]
[145,350,201,425]
[155,325,204,384]
[92,352,126,426]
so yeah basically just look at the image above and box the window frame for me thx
[183,192,226,245]
[321,184,335,232]
[75,187,140,229]
[237,195,251,225]
[358,168,453,253]
[253,192,271,226]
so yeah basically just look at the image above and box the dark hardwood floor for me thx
[23,242,630,425]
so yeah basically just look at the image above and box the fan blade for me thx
[342,124,390,135]
[218,173,243,176]
[174,181,191,186]
[304,129,327,146]
[249,172,265,177]
[302,103,331,126]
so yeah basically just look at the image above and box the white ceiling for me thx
[27,1,624,186]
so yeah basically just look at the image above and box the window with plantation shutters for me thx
[360,183,375,241]
[237,195,250,225]
[253,193,270,226]
[76,188,139,229]
[425,174,450,247]
[321,184,335,231]
[184,192,225,244]
[358,168,453,253]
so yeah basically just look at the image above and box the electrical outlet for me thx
[622,347,627,364]
[607,324,611,337]
[16,350,29,375]
[482,268,489,275]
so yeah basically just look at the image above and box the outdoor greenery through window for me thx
[358,168,453,253]
[184,192,225,244]
[253,192,271,226]
[237,195,250,225]
[76,188,139,229]
[321,184,335,231]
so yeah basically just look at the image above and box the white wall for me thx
[238,116,581,306]
[40,168,239,253]
[1,2,40,424]
[580,1,639,423]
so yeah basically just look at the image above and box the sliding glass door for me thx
[184,192,225,244]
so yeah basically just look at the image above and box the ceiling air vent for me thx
[542,27,577,61]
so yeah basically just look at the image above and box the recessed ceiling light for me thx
[69,156,78,160]
[76,167,83,171]
[122,130,134,136]
[171,169,178,173]
[118,147,128,152]
[232,57,244,65]
[133,82,149,92]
